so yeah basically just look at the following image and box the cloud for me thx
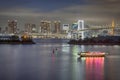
[0,0,120,28]
[86,0,120,3]
[51,4,120,23]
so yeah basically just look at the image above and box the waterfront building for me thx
[24,23,37,33]
[71,23,79,39]
[40,20,51,33]
[25,23,32,33]
[31,24,37,33]
[62,24,69,33]
[5,27,8,33]
[71,23,78,31]
[8,20,17,34]
[54,21,61,33]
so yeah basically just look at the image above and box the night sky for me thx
[0,0,120,29]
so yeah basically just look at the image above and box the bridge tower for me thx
[78,20,84,39]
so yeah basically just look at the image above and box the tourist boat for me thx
[78,51,106,57]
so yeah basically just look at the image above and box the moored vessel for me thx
[0,34,35,44]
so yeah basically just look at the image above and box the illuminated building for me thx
[40,20,51,33]
[25,24,36,33]
[8,20,17,33]
[71,23,78,30]
[71,23,79,39]
[31,24,36,33]
[5,27,8,33]
[54,21,61,33]
[25,23,32,33]
[62,24,69,33]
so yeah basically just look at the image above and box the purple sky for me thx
[0,0,120,29]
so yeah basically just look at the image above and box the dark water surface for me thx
[0,39,120,80]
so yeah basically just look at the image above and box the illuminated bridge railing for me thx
[78,26,120,31]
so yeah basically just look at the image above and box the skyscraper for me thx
[31,24,36,33]
[24,23,36,33]
[25,23,31,33]
[40,20,51,33]
[62,24,69,33]
[8,20,17,34]
[5,27,8,33]
[54,21,61,33]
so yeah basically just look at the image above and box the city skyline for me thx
[0,0,120,28]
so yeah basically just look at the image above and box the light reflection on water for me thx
[85,57,104,80]
[0,41,120,80]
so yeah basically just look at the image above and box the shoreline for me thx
[0,40,35,44]
[68,42,120,45]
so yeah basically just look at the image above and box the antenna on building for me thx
[111,19,115,36]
